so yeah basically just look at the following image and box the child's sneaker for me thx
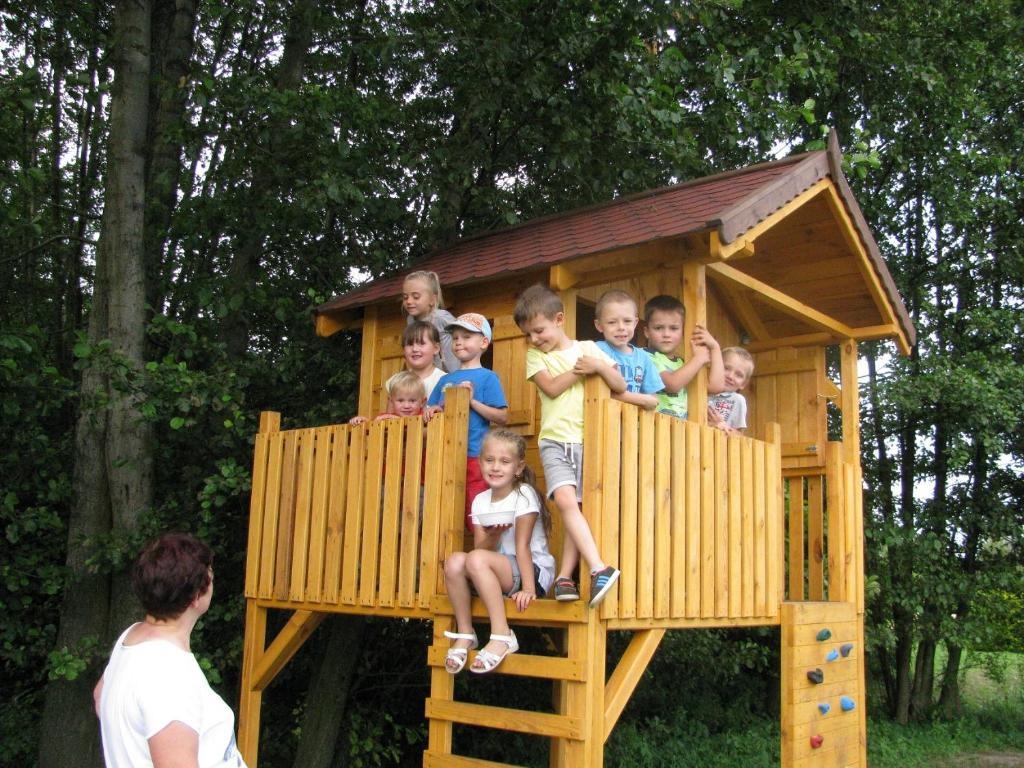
[588,567,620,608]
[553,577,580,601]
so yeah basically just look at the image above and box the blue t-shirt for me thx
[596,342,664,395]
[427,367,507,457]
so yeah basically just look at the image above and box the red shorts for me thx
[465,457,487,531]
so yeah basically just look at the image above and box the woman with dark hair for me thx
[94,533,246,767]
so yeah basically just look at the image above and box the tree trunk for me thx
[38,1,154,765]
[909,636,936,720]
[290,616,367,768]
[937,641,964,719]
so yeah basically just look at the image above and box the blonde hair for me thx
[721,346,755,376]
[595,289,638,319]
[403,270,445,312]
[386,370,427,400]
[480,428,551,534]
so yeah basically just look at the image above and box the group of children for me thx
[347,271,756,675]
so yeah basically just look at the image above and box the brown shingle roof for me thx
[315,140,914,348]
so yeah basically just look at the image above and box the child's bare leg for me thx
[552,485,606,573]
[559,533,579,581]
[465,549,515,660]
[443,552,476,661]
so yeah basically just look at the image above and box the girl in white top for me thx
[402,270,459,372]
[443,428,555,674]
[95,533,247,768]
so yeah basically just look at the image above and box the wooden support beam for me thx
[706,262,859,339]
[840,339,860,465]
[251,609,325,691]
[426,699,584,740]
[550,264,579,291]
[745,333,834,353]
[603,629,665,741]
[356,305,379,417]
[238,601,267,768]
[713,281,770,341]
[682,262,708,426]
[314,310,362,338]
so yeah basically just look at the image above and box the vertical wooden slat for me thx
[765,422,782,617]
[740,438,755,616]
[304,428,332,603]
[844,462,858,606]
[358,422,386,606]
[418,415,445,608]
[714,429,728,618]
[727,436,742,617]
[682,262,708,426]
[600,400,622,620]
[398,418,424,607]
[618,406,638,619]
[637,409,656,619]
[855,465,866,615]
[340,426,365,604]
[288,430,315,602]
[583,376,611,621]
[376,419,404,607]
[237,601,267,767]
[436,388,469,594]
[826,441,846,601]
[787,477,805,601]
[273,431,298,601]
[258,431,284,599]
[700,425,715,617]
[807,476,824,601]
[753,436,767,616]
[245,418,275,598]
[669,418,687,618]
[685,422,701,617]
[322,426,349,604]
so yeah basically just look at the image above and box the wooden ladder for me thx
[422,598,664,768]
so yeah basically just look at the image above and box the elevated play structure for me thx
[237,131,914,767]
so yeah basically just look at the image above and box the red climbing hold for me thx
[810,734,824,749]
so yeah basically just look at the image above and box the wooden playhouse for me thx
[237,131,914,768]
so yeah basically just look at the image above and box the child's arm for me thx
[693,326,726,394]
[473,521,505,550]
[510,513,540,612]
[456,378,509,425]
[348,415,369,425]
[574,356,627,393]
[613,391,659,410]
[659,343,709,394]
[529,369,581,399]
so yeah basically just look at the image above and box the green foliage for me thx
[968,589,1024,653]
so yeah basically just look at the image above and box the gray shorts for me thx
[504,557,546,598]
[538,439,583,503]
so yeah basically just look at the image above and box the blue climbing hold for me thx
[840,643,854,657]
[816,628,832,641]
[840,696,856,711]
[818,702,831,715]
[826,649,839,662]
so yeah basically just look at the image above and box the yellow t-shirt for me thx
[526,340,613,443]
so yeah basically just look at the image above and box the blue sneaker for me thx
[588,567,620,608]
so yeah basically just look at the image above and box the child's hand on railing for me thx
[572,355,601,376]
[423,405,443,422]
[348,415,368,426]
[510,590,536,612]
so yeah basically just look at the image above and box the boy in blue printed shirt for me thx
[425,313,508,530]
[593,290,663,411]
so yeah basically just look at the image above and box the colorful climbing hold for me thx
[816,628,832,641]
[810,734,824,749]
[826,648,839,662]
[840,643,854,657]
[818,702,831,715]
[840,696,856,711]
[807,668,824,684]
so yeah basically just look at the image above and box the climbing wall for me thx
[780,601,865,768]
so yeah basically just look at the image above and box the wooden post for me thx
[682,262,708,425]
[238,601,267,768]
[839,340,860,465]
[357,305,379,418]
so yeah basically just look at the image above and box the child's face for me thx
[519,312,567,353]
[645,309,684,354]
[722,353,753,393]
[594,300,639,352]
[389,390,425,417]
[402,278,436,319]
[479,438,525,492]
[450,327,488,362]
[404,333,440,372]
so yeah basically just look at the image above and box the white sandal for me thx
[443,630,478,674]
[469,630,518,674]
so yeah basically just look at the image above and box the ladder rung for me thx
[426,647,584,681]
[425,698,583,740]
[423,751,526,768]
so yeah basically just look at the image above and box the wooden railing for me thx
[581,379,785,627]
[243,394,470,616]
[783,443,864,612]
